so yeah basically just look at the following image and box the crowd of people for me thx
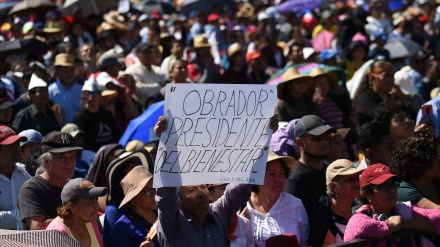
[2,0,440,246]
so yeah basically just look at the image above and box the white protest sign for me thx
[153,84,277,188]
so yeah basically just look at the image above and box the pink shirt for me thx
[46,216,103,247]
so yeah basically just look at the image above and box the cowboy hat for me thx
[193,34,211,49]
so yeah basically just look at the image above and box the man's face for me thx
[29,87,49,106]
[289,45,304,63]
[328,135,348,162]
[298,132,331,160]
[171,43,183,57]
[137,48,155,67]
[0,108,12,124]
[46,151,76,180]
[180,184,210,218]
[21,142,40,164]
[0,141,22,165]
[56,66,76,85]
[80,45,95,62]
[368,134,394,166]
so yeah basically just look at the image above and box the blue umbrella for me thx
[277,0,323,13]
[119,101,164,147]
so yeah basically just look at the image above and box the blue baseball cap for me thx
[320,49,337,62]
[19,129,42,147]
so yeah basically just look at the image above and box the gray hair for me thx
[38,152,52,169]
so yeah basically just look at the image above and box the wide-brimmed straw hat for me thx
[267,150,297,172]
[106,149,154,203]
[119,166,153,208]
[43,21,63,33]
[55,53,75,67]
[277,67,313,98]
[193,34,211,49]
[308,67,339,90]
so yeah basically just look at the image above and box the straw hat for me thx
[227,43,242,57]
[55,53,75,67]
[119,166,153,208]
[267,150,297,172]
[43,21,63,33]
[277,67,313,97]
[193,34,211,49]
[308,67,339,90]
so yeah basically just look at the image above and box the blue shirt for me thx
[416,94,440,136]
[48,78,82,123]
[110,209,160,247]
[103,203,125,247]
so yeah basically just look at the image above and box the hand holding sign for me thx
[153,84,277,188]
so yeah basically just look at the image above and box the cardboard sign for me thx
[153,84,277,188]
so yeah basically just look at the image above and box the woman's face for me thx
[332,173,360,200]
[170,61,188,83]
[390,111,414,144]
[364,178,399,214]
[287,79,306,96]
[372,63,394,94]
[314,75,330,95]
[424,145,440,178]
[260,160,286,197]
[71,198,99,223]
[352,45,366,60]
[131,179,157,211]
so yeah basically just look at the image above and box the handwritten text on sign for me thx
[153,84,277,188]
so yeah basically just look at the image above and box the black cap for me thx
[41,131,83,153]
[294,115,336,138]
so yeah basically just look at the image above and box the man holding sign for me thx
[153,83,278,247]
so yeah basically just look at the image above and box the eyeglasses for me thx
[141,189,156,196]
[374,181,400,191]
[304,132,332,142]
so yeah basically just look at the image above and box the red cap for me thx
[246,25,257,35]
[0,126,26,145]
[359,164,399,188]
[207,14,219,23]
[246,51,262,63]
[151,10,162,19]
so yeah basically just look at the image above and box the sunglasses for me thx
[374,181,400,191]
[141,189,156,196]
[304,132,332,142]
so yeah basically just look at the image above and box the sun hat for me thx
[359,164,401,188]
[277,67,313,97]
[308,67,339,89]
[332,128,350,139]
[61,123,84,138]
[227,43,242,57]
[19,129,42,147]
[106,149,154,202]
[119,166,154,208]
[394,66,417,96]
[40,131,83,153]
[28,74,48,91]
[267,150,297,172]
[61,178,107,205]
[326,159,363,185]
[55,53,75,67]
[294,115,336,138]
[193,34,211,49]
[43,21,63,33]
[270,119,301,158]
[0,126,26,145]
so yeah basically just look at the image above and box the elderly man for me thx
[13,74,61,135]
[0,126,31,229]
[153,114,279,247]
[49,53,82,123]
[17,131,82,230]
